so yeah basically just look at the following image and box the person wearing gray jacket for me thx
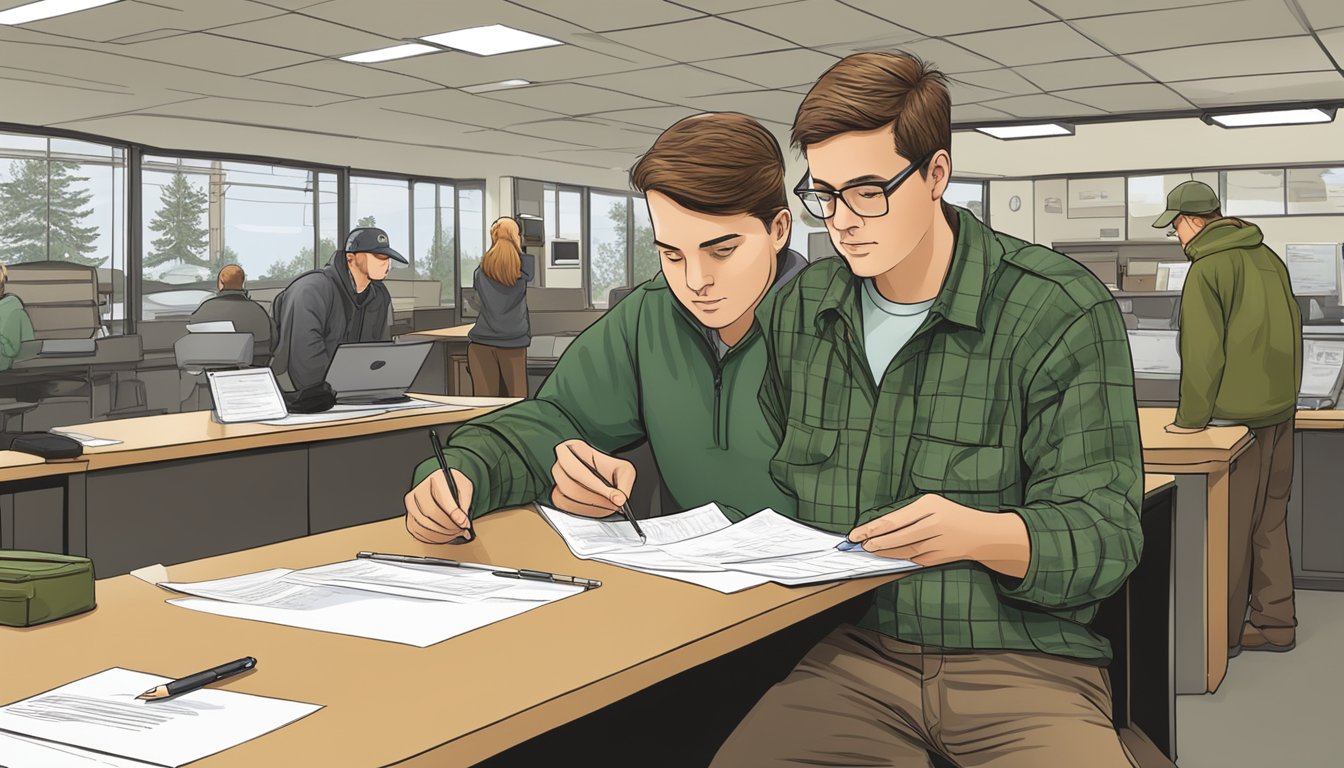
[270,227,405,390]
[467,217,533,397]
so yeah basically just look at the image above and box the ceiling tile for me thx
[590,106,703,130]
[374,45,642,88]
[599,16,789,62]
[24,0,280,43]
[373,89,563,129]
[884,39,1000,74]
[676,0,799,11]
[697,49,837,89]
[1318,27,1344,66]
[536,148,641,170]
[1013,56,1150,91]
[840,0,1053,35]
[1297,0,1344,29]
[725,0,920,48]
[1071,0,1308,54]
[947,79,1015,104]
[1127,37,1334,82]
[312,0,588,42]
[978,93,1108,118]
[106,28,189,45]
[1055,83,1193,112]
[508,0,704,32]
[950,104,1014,122]
[1035,0,1233,17]
[122,32,320,77]
[494,118,654,149]
[1170,71,1344,107]
[0,78,186,125]
[578,65,759,100]
[682,90,802,124]
[948,22,1110,66]
[952,68,1041,97]
[254,60,438,98]
[244,0,334,8]
[484,83,663,115]
[212,13,401,58]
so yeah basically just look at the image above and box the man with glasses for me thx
[1155,181,1301,657]
[712,52,1142,766]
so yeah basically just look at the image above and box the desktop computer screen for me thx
[1127,330,1181,376]
[1284,243,1343,301]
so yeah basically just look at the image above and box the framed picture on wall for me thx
[1067,177,1126,218]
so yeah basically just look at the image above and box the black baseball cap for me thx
[342,227,407,264]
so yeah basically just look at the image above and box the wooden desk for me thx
[39,396,511,578]
[1139,408,1251,696]
[403,325,475,395]
[1285,410,1344,590]
[0,509,900,767]
[0,454,87,555]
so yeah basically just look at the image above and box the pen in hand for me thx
[137,657,256,701]
[575,453,646,543]
[429,429,474,544]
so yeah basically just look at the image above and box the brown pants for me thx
[711,625,1135,768]
[1228,419,1297,647]
[467,343,527,398]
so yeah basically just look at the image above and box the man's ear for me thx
[928,149,952,201]
[771,208,792,253]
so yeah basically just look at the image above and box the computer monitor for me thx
[517,215,544,247]
[323,341,433,404]
[550,239,580,267]
[1301,337,1344,403]
[1127,330,1181,376]
[1284,243,1343,301]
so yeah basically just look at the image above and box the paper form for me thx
[1284,243,1340,296]
[48,429,123,447]
[538,503,732,556]
[208,368,287,423]
[1127,330,1181,375]
[0,731,157,767]
[258,399,465,426]
[0,668,320,768]
[1301,339,1344,396]
[661,509,843,564]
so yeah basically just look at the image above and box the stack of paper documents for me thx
[159,559,583,647]
[538,504,920,593]
[0,668,320,767]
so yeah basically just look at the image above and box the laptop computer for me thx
[323,341,433,404]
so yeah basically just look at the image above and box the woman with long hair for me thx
[467,216,533,397]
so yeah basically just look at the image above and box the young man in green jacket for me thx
[1155,180,1302,655]
[404,113,805,541]
[712,52,1142,767]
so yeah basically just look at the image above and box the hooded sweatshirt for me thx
[1176,218,1302,429]
[413,249,809,520]
[0,293,34,371]
[468,253,535,348]
[270,253,392,390]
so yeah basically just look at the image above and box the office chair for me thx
[608,286,633,308]
[174,333,255,412]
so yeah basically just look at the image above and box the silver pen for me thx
[356,551,602,589]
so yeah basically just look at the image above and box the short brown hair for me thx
[630,112,787,229]
[792,52,951,174]
[218,264,244,290]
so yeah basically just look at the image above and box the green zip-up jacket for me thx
[412,250,807,521]
[0,293,35,371]
[1176,218,1302,429]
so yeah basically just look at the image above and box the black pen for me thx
[137,657,256,701]
[357,551,602,590]
[574,454,646,544]
[428,428,475,543]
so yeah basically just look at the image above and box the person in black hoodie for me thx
[270,227,405,390]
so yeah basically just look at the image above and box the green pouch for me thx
[0,551,96,627]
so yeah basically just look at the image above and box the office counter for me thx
[1288,411,1344,591]
[402,324,474,395]
[16,396,515,578]
[1139,408,1251,696]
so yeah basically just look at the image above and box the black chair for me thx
[607,286,633,308]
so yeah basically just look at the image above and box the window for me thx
[458,186,485,294]
[631,197,657,283]
[1287,167,1344,215]
[141,157,334,319]
[0,134,127,329]
[1127,174,1193,239]
[350,175,412,277]
[944,181,986,222]
[414,182,456,305]
[1221,169,1285,216]
[589,191,630,308]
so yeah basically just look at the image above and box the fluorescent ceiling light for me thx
[461,79,531,94]
[1206,107,1335,128]
[340,43,440,63]
[421,24,561,56]
[0,0,120,25]
[975,123,1074,140]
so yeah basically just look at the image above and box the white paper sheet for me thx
[1127,330,1181,375]
[537,503,732,556]
[258,399,466,426]
[0,668,320,768]
[1285,243,1340,296]
[0,731,155,767]
[48,430,123,447]
[1301,338,1344,397]
[208,368,287,423]
[185,321,235,333]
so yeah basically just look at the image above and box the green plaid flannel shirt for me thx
[762,207,1143,662]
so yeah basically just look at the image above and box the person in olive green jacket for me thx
[404,113,803,543]
[1156,180,1302,655]
[0,265,35,371]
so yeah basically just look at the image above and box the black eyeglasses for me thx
[793,151,935,220]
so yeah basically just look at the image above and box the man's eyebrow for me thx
[699,234,741,249]
[811,174,886,189]
[653,240,679,251]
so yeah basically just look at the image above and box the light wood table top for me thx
[1293,410,1344,430]
[1144,473,1175,495]
[403,323,474,340]
[0,508,901,767]
[1139,408,1253,472]
[50,395,517,472]
[0,450,85,483]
